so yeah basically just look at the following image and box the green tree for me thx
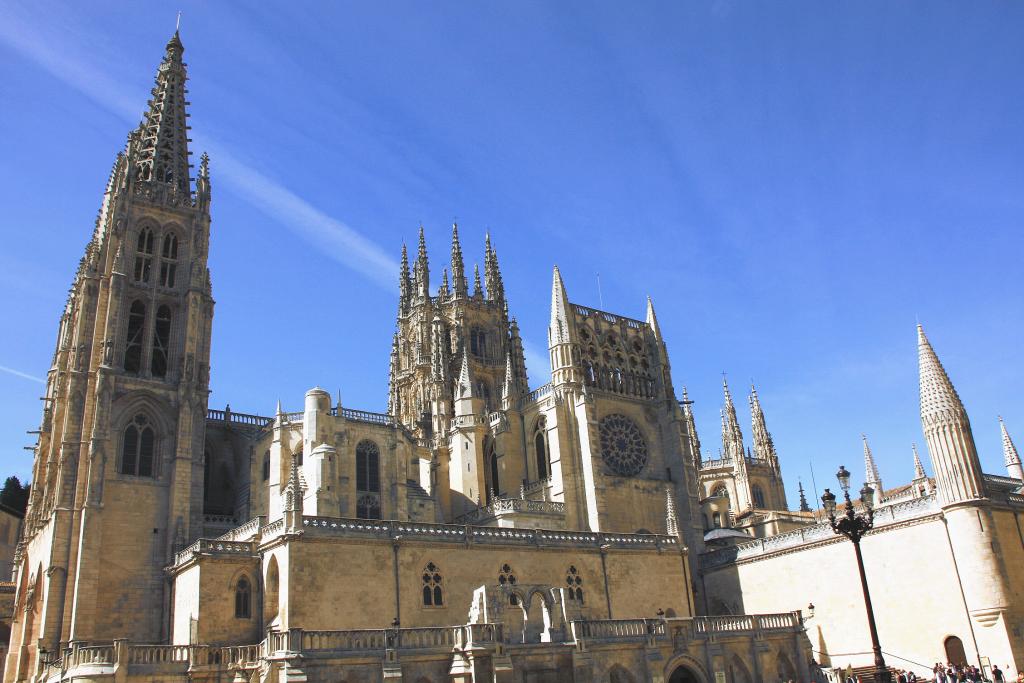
[0,476,30,515]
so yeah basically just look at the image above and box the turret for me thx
[472,263,483,298]
[797,481,811,513]
[917,324,986,504]
[681,386,702,469]
[1000,417,1023,481]
[548,266,580,387]
[911,443,933,496]
[414,226,429,299]
[398,243,411,311]
[484,233,505,305]
[749,384,778,466]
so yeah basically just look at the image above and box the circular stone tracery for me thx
[598,414,648,476]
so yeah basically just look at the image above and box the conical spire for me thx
[132,31,192,196]
[414,226,429,296]
[439,267,450,301]
[681,386,702,466]
[862,434,882,492]
[483,233,505,304]
[665,488,679,537]
[721,377,744,461]
[918,324,967,425]
[549,266,573,345]
[501,351,518,405]
[912,443,927,480]
[472,263,483,297]
[917,324,986,504]
[798,481,811,513]
[450,222,468,297]
[457,350,474,401]
[646,296,662,341]
[1000,417,1023,480]
[398,242,411,307]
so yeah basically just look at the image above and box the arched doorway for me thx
[944,635,967,666]
[668,665,701,683]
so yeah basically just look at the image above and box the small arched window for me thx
[752,484,766,509]
[356,441,381,493]
[159,233,178,287]
[262,451,271,482]
[134,229,154,283]
[534,419,549,480]
[234,576,251,619]
[422,562,443,607]
[124,300,146,374]
[121,413,156,477]
[150,305,172,378]
[565,565,584,603]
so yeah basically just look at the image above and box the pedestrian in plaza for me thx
[991,664,1004,682]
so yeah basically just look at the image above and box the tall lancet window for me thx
[134,229,154,283]
[159,233,178,288]
[356,440,381,519]
[150,305,172,378]
[121,414,156,477]
[123,301,146,374]
[534,418,549,480]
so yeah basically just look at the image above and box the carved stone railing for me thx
[570,619,665,641]
[571,304,646,330]
[216,516,265,542]
[702,494,939,570]
[453,497,566,525]
[698,457,733,470]
[520,383,553,407]
[300,516,677,551]
[206,409,273,428]
[133,180,196,209]
[570,612,801,645]
[1007,493,1024,506]
[174,539,256,567]
[450,415,483,429]
[274,624,503,655]
[336,408,395,426]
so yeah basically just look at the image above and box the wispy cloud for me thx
[0,366,45,384]
[521,340,550,388]
[0,7,397,290]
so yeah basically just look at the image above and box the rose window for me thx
[598,414,648,476]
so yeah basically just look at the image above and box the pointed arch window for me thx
[150,305,172,378]
[121,414,156,477]
[485,437,499,503]
[159,233,178,288]
[752,484,766,509]
[134,229,154,283]
[356,440,381,519]
[234,576,251,619]
[123,300,146,374]
[262,451,271,482]
[534,419,549,480]
[422,562,443,607]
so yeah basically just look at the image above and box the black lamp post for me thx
[822,465,891,683]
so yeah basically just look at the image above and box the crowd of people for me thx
[833,662,1022,682]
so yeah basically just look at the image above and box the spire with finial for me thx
[398,242,411,308]
[749,383,778,464]
[862,434,882,493]
[450,222,468,297]
[439,267,450,301]
[132,29,192,196]
[665,488,679,537]
[721,377,745,463]
[549,266,572,345]
[917,324,986,504]
[483,233,505,304]
[681,386,702,467]
[1000,417,1023,480]
[414,226,429,297]
[456,350,474,401]
[472,263,483,297]
[501,351,519,407]
[798,481,811,512]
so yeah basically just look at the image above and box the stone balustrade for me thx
[299,515,677,550]
[291,624,502,654]
[453,497,566,525]
[570,612,801,644]
[173,539,256,566]
[520,383,553,407]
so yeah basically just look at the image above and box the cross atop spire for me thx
[862,434,882,492]
[798,480,811,512]
[681,386,702,466]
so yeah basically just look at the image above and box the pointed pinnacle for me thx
[912,443,927,479]
[918,324,967,424]
[1000,417,1022,467]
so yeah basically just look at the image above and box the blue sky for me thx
[0,1,1021,508]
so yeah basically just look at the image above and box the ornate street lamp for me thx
[822,465,891,683]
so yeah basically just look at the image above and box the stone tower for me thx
[6,32,213,677]
[917,324,1017,666]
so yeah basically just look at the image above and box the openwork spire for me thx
[414,226,429,295]
[133,31,192,195]
[398,242,411,306]
[862,434,882,492]
[918,324,968,426]
[749,383,777,462]
[472,263,483,297]
[483,233,505,303]
[646,296,662,340]
[450,222,467,297]
[457,350,474,401]
[721,377,744,461]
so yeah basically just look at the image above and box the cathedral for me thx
[3,31,1023,683]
